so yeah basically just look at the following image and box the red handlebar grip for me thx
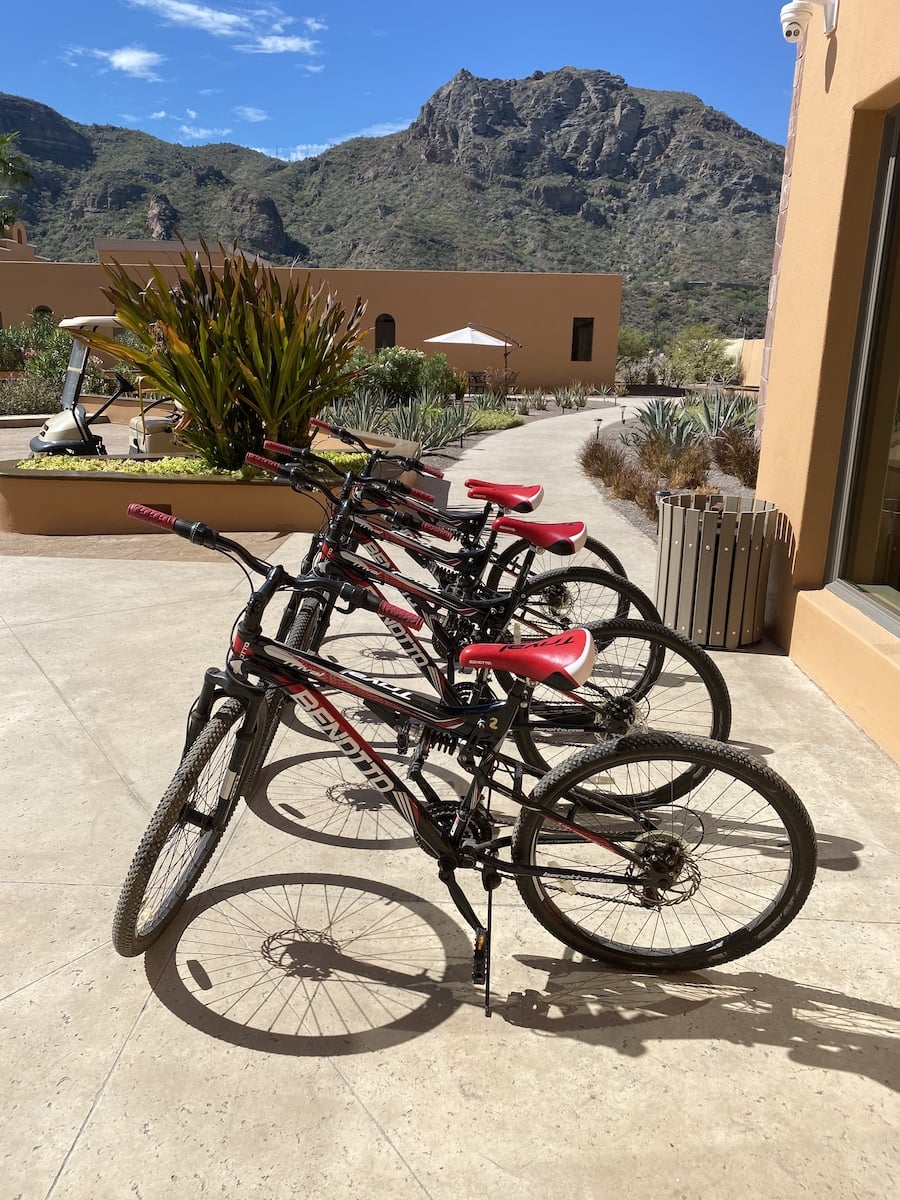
[418,463,445,479]
[377,601,424,631]
[419,521,454,542]
[244,452,284,476]
[406,485,436,503]
[309,417,333,431]
[262,440,296,458]
[127,503,178,531]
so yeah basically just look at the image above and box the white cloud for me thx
[305,18,327,32]
[150,110,169,119]
[258,119,412,161]
[234,105,269,122]
[238,35,317,54]
[187,108,198,118]
[126,0,250,37]
[98,46,166,80]
[178,123,233,141]
[303,64,326,74]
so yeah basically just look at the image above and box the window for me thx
[831,112,900,627]
[375,313,396,349]
[571,317,594,362]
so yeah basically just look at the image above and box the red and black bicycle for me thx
[111,505,817,1011]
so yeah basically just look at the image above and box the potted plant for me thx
[79,238,367,470]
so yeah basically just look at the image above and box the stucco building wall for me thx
[757,1,900,760]
[0,243,622,391]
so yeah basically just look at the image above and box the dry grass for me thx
[713,430,759,487]
[578,438,628,479]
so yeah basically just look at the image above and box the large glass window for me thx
[833,113,900,625]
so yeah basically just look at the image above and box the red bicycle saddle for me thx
[464,479,544,513]
[458,628,596,692]
[491,516,587,555]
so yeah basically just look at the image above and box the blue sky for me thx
[3,1,799,159]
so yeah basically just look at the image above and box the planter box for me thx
[0,432,423,535]
[0,459,328,535]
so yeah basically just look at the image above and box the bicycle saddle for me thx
[491,516,588,555]
[458,628,596,692]
[464,479,544,512]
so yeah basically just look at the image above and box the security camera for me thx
[780,1,814,43]
[780,0,839,42]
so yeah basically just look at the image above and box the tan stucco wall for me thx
[757,2,900,760]
[0,241,621,390]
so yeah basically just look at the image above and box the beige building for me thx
[0,234,621,392]
[757,0,900,761]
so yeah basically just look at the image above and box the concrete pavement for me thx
[1,406,898,1200]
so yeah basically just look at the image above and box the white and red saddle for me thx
[465,478,544,513]
[459,628,596,692]
[491,515,587,556]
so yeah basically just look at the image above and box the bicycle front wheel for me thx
[112,699,250,957]
[512,733,817,972]
[243,595,325,786]
[513,618,732,774]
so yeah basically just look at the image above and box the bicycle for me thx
[113,504,817,1015]
[238,450,728,786]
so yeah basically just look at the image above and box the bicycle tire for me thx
[243,596,323,788]
[512,733,817,972]
[513,618,732,774]
[112,699,248,957]
[502,564,660,644]
[486,534,628,595]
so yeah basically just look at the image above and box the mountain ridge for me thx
[0,68,785,338]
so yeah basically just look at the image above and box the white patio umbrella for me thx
[424,323,523,382]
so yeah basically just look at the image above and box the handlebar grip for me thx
[244,452,286,476]
[418,463,445,479]
[376,600,424,631]
[262,440,298,458]
[127,503,178,532]
[406,485,437,502]
[418,521,454,542]
[309,417,333,432]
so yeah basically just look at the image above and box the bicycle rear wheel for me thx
[513,618,731,774]
[512,733,817,972]
[112,699,250,957]
[509,565,660,636]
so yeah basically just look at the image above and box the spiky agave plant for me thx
[80,238,367,470]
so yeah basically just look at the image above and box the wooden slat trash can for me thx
[655,493,778,649]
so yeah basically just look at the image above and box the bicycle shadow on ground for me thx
[497,953,900,1092]
[145,871,474,1056]
[139,866,898,1088]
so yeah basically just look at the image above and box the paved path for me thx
[1,410,898,1199]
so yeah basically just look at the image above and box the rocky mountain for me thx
[0,69,785,338]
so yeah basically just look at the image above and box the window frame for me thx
[827,109,900,635]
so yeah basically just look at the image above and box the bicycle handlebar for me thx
[125,503,424,630]
[307,418,445,478]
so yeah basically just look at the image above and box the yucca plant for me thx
[80,239,367,470]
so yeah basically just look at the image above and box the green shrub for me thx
[0,373,60,415]
[367,346,426,402]
[421,352,464,401]
[466,410,522,432]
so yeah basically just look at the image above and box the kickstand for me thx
[482,885,493,1017]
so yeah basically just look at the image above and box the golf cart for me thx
[29,315,190,458]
